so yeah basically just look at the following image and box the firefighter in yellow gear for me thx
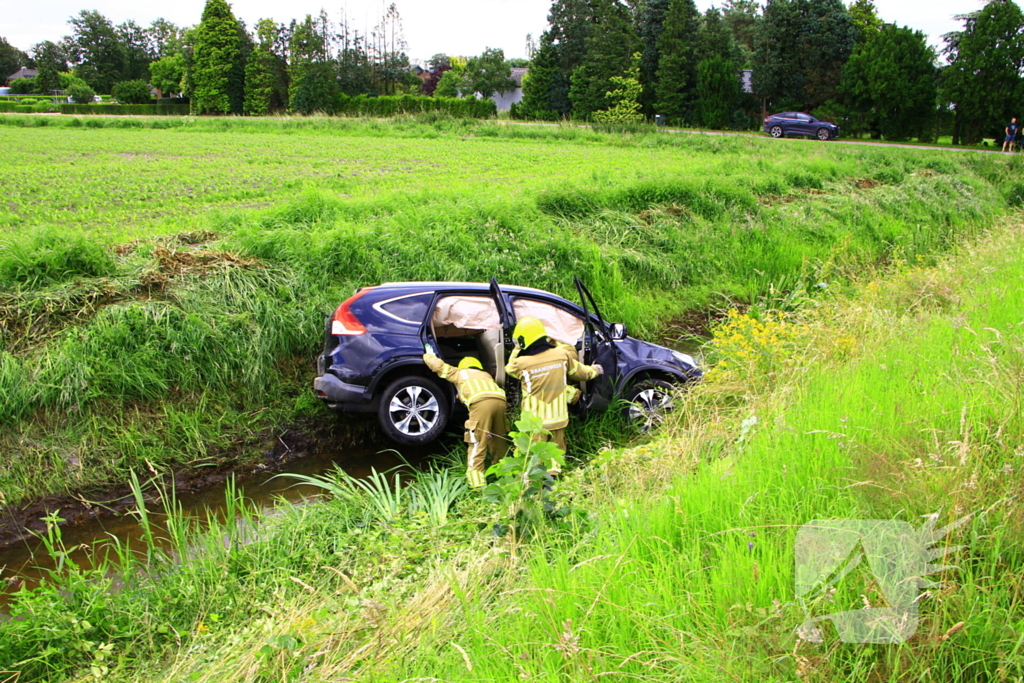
[423,353,508,489]
[504,317,603,475]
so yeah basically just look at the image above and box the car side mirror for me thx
[610,322,627,340]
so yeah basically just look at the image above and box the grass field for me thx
[1,114,1018,508]
[1,115,1023,682]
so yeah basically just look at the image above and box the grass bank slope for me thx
[188,220,1024,682]
[5,209,1021,683]
[0,118,1018,508]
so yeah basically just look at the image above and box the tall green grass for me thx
[354,221,1024,682]
[0,228,115,289]
[0,121,1017,508]
[0,465,481,682]
[7,207,1015,683]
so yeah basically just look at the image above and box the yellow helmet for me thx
[458,356,483,370]
[513,316,547,349]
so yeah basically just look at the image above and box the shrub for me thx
[68,83,97,105]
[112,80,153,105]
[332,94,496,119]
[8,77,37,95]
[59,103,190,116]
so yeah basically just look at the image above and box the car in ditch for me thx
[313,278,702,445]
[763,112,840,141]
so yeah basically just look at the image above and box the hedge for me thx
[333,94,496,119]
[59,104,191,116]
[10,103,60,113]
[0,102,15,113]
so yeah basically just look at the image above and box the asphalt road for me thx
[507,119,1005,154]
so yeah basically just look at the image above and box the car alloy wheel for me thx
[377,375,450,444]
[625,379,675,432]
[770,125,784,138]
[817,128,831,141]
[389,385,439,435]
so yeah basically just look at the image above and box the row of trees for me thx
[6,0,1023,141]
[518,0,1024,143]
[2,0,427,115]
[517,0,761,127]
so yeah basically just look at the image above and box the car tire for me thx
[377,375,450,445]
[624,379,676,431]
[770,125,784,138]
[816,127,832,141]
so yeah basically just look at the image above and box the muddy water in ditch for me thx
[0,443,433,607]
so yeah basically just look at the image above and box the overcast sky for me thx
[4,0,988,63]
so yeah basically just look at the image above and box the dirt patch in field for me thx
[0,419,379,551]
[855,178,882,190]
[138,245,261,289]
[653,308,721,349]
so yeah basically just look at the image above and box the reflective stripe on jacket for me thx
[505,344,599,430]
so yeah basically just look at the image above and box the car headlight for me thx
[672,351,696,367]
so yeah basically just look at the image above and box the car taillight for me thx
[331,288,371,336]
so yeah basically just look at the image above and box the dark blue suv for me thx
[763,112,840,140]
[313,278,702,445]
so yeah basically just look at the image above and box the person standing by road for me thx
[1004,117,1019,153]
[504,317,603,476]
[423,353,508,489]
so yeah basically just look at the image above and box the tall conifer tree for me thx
[518,0,593,118]
[655,0,700,122]
[569,0,639,119]
[191,0,243,114]
[288,12,336,114]
[753,0,854,111]
[244,19,287,115]
[637,0,671,115]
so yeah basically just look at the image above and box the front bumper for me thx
[313,374,374,412]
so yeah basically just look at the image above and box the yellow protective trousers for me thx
[464,396,509,488]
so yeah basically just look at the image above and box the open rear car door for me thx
[573,276,620,411]
[488,277,517,390]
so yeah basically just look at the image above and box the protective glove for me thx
[591,363,604,377]
[422,353,443,372]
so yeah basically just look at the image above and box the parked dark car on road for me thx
[763,112,840,140]
[313,278,702,445]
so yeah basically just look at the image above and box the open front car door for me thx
[573,276,620,411]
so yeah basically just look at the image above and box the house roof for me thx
[7,67,38,83]
[510,67,528,87]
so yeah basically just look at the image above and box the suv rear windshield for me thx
[374,292,432,325]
